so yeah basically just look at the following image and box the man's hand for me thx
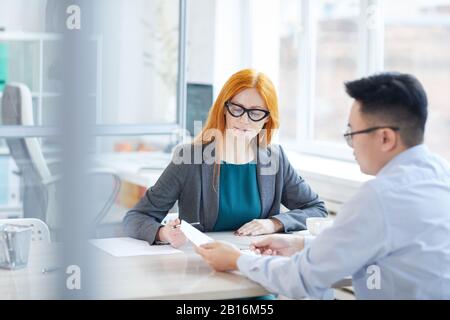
[235,218,283,236]
[250,234,305,257]
[195,241,242,272]
[157,218,188,248]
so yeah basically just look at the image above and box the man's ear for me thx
[380,129,398,152]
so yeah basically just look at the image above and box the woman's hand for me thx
[235,218,283,236]
[195,241,241,272]
[249,234,304,257]
[157,218,188,248]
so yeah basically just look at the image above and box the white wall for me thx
[0,0,47,32]
[187,0,215,85]
[248,0,280,88]
[213,0,251,95]
[97,0,179,125]
[211,0,280,98]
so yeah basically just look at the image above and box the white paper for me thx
[180,221,214,246]
[89,237,183,257]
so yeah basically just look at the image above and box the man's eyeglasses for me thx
[225,101,270,122]
[343,126,400,147]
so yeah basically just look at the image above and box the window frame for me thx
[288,0,385,162]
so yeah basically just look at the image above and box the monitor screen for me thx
[186,83,213,137]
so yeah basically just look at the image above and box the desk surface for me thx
[0,232,269,300]
[0,243,62,299]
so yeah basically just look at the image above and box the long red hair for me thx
[194,69,279,147]
[193,69,280,189]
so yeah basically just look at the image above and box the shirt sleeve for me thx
[237,182,389,299]
[303,235,315,248]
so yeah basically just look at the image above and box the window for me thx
[198,0,362,159]
[272,0,361,158]
[278,0,304,143]
[384,0,450,160]
[97,0,180,126]
[313,0,359,144]
[248,0,450,161]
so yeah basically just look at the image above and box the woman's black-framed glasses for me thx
[225,101,270,122]
[343,126,400,147]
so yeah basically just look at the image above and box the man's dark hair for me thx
[344,72,428,147]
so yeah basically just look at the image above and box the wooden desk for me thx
[0,232,269,300]
[0,244,62,299]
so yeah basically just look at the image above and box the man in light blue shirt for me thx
[196,72,450,299]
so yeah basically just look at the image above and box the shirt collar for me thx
[377,144,429,177]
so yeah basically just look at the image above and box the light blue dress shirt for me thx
[237,145,450,299]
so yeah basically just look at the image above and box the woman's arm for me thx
[122,151,189,244]
[274,146,328,231]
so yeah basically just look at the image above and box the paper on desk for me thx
[180,221,214,247]
[89,237,183,257]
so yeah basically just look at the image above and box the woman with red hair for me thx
[123,69,327,247]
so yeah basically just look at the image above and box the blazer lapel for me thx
[257,146,276,218]
[201,142,219,230]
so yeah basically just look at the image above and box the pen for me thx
[171,218,200,229]
[42,266,63,274]
[171,218,182,229]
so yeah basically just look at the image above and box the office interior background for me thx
[0,0,449,237]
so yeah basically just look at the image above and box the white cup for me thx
[306,217,333,236]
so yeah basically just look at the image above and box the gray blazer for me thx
[123,142,328,244]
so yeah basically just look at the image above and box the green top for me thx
[213,162,261,231]
[0,43,8,91]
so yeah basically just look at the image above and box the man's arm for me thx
[237,183,389,299]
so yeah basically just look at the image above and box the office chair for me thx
[1,83,121,238]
